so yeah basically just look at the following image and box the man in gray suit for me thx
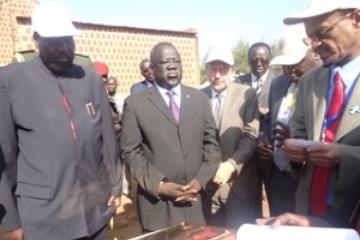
[120,42,220,232]
[283,0,360,217]
[0,2,122,240]
[202,47,260,228]
[257,25,321,216]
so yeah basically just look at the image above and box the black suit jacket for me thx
[120,84,220,231]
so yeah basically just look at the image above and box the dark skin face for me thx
[249,46,271,78]
[151,44,182,90]
[304,9,360,67]
[34,33,75,74]
[106,77,117,96]
[140,61,155,82]
[282,50,320,83]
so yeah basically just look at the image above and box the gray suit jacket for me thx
[202,83,260,199]
[236,70,279,112]
[290,66,360,214]
[120,84,220,231]
[0,58,122,239]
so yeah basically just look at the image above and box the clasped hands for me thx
[158,179,201,203]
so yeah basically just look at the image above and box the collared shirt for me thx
[155,83,181,108]
[326,55,360,207]
[145,79,153,88]
[251,70,269,90]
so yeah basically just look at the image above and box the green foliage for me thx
[232,40,250,75]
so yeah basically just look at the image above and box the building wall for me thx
[0,0,200,94]
[0,0,39,66]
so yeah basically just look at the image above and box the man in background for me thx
[202,47,260,228]
[236,42,279,214]
[257,25,321,216]
[130,58,155,94]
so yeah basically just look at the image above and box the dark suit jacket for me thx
[130,79,152,94]
[0,58,122,240]
[120,84,220,231]
[236,70,279,113]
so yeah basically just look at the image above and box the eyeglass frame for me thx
[303,12,352,46]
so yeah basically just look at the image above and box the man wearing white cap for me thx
[257,25,321,216]
[0,2,122,239]
[202,47,261,228]
[282,0,360,220]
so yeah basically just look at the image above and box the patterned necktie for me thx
[166,90,180,122]
[256,77,263,96]
[214,93,222,128]
[310,72,345,216]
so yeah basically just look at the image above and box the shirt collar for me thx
[331,56,360,88]
[211,87,227,98]
[251,70,269,82]
[155,82,181,97]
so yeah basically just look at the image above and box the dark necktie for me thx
[166,90,180,122]
[214,93,222,128]
[310,72,345,216]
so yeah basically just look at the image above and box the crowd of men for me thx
[0,0,359,239]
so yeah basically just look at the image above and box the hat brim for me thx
[284,3,360,25]
[270,53,306,66]
[206,58,234,66]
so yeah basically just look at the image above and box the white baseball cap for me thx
[270,24,310,66]
[206,47,234,66]
[32,1,79,37]
[284,0,360,24]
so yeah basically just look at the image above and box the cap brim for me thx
[284,2,360,25]
[206,58,233,66]
[270,53,306,66]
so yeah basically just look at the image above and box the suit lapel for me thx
[313,69,330,141]
[179,85,192,127]
[147,86,178,126]
[272,79,291,125]
[336,77,360,141]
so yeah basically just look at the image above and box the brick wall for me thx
[0,0,200,94]
[0,0,39,66]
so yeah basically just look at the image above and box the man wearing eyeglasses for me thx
[282,0,360,222]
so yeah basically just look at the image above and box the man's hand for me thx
[257,133,273,160]
[107,196,121,208]
[5,228,24,240]
[175,179,201,202]
[158,182,188,200]
[283,139,308,163]
[272,121,290,147]
[256,212,310,228]
[306,143,341,167]
[213,161,236,185]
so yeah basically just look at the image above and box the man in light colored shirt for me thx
[202,47,260,228]
[283,0,360,218]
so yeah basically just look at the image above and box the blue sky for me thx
[42,0,309,59]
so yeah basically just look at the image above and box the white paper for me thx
[236,224,360,240]
[285,139,322,148]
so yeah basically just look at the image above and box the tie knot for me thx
[166,90,175,98]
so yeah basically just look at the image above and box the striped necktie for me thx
[310,72,345,216]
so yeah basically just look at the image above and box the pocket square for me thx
[349,105,360,114]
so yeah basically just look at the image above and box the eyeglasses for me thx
[303,14,350,46]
